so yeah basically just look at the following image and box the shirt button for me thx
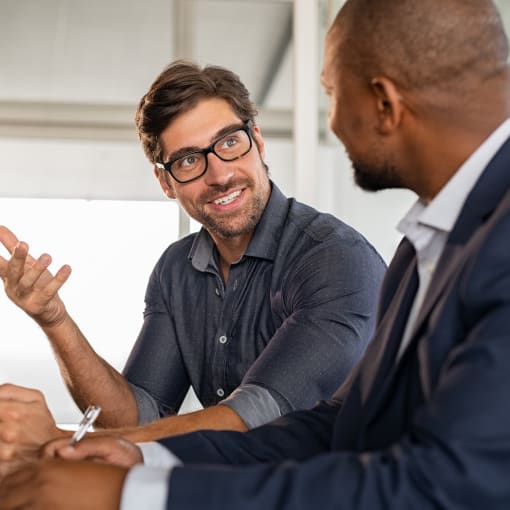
[219,335,227,344]
[215,288,221,296]
[216,388,225,397]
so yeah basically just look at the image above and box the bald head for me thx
[330,0,508,96]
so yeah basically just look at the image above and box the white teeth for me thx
[214,190,241,205]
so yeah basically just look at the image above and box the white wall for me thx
[0,197,180,423]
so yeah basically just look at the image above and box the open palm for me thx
[0,225,71,327]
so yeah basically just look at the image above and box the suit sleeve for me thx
[161,217,510,510]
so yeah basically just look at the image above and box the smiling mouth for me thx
[213,190,242,205]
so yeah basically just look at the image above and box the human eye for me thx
[217,132,242,153]
[175,153,201,170]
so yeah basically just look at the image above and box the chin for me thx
[353,161,405,192]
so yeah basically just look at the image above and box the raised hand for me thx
[0,225,71,327]
[43,435,143,469]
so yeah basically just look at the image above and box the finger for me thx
[39,265,72,297]
[0,225,21,255]
[4,242,32,288]
[0,384,45,404]
[52,438,116,461]
[16,253,53,295]
[41,438,72,458]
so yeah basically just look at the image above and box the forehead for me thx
[322,29,343,85]
[161,97,241,154]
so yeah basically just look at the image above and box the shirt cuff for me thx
[219,383,282,429]
[120,465,170,510]
[129,383,161,424]
[120,443,182,510]
[139,442,183,469]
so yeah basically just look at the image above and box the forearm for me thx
[42,314,139,428]
[113,404,247,443]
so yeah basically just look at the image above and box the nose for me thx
[203,152,235,186]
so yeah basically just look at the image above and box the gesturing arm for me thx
[0,226,138,427]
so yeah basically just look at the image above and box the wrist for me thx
[39,309,73,333]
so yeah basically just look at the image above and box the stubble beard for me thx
[352,159,406,192]
[196,179,270,239]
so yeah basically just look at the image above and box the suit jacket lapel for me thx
[407,135,510,348]
[359,238,418,403]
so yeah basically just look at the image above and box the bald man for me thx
[2,1,510,509]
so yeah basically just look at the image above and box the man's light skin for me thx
[0,98,272,461]
[0,385,62,476]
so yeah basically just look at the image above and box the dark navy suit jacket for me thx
[159,137,510,510]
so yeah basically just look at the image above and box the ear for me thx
[370,77,404,134]
[154,166,176,199]
[251,124,266,160]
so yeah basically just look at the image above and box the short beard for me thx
[196,173,270,239]
[353,159,406,192]
[201,191,266,239]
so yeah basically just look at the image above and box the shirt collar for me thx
[399,117,510,237]
[188,181,288,271]
[244,182,288,261]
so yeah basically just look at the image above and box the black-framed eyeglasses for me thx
[156,122,253,184]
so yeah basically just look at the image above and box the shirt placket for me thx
[211,262,243,402]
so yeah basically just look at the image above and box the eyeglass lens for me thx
[170,128,251,182]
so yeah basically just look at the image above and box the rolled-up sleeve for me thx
[240,235,386,415]
[219,384,282,429]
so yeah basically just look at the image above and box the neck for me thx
[406,77,510,201]
[213,231,253,283]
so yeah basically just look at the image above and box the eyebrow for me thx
[165,122,246,163]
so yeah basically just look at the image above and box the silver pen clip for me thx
[69,405,101,445]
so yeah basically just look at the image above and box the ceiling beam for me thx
[0,100,328,142]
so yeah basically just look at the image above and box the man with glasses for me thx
[0,61,386,456]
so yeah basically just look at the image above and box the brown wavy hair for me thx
[135,60,258,165]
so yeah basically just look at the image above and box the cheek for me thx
[327,98,345,142]
[326,96,337,130]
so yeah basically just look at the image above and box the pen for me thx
[69,405,101,445]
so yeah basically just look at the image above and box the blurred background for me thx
[1,0,509,423]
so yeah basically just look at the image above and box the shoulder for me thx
[463,198,510,300]
[151,232,198,275]
[283,198,386,269]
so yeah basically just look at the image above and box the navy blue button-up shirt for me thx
[123,183,386,428]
